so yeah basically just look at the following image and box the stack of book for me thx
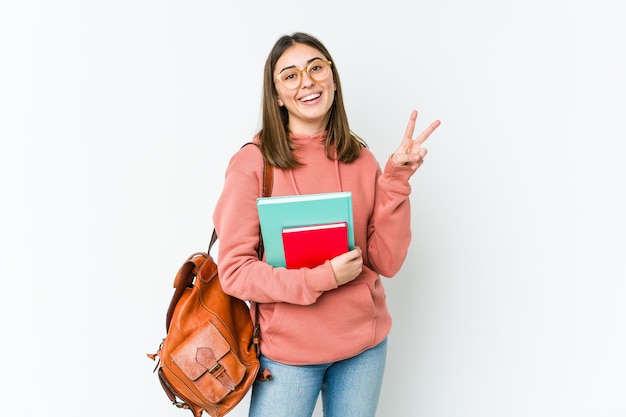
[257,192,355,269]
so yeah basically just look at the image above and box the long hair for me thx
[258,32,365,169]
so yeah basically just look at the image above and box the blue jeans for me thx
[249,338,387,417]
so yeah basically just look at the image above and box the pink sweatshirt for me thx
[212,132,415,365]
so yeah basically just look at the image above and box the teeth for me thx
[301,93,320,102]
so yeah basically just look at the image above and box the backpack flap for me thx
[171,323,245,402]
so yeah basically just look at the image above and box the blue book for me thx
[257,192,355,268]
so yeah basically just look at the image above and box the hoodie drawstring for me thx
[289,158,342,196]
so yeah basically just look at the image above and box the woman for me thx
[213,32,440,417]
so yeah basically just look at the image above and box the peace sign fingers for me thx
[413,118,441,149]
[392,110,441,167]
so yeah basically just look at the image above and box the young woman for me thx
[213,32,440,417]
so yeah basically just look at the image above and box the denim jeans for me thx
[248,338,387,417]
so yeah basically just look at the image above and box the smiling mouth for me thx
[300,93,321,102]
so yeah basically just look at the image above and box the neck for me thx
[289,125,325,137]
[288,115,329,137]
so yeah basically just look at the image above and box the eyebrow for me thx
[278,57,324,73]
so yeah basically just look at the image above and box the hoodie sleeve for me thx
[212,145,338,304]
[365,156,416,277]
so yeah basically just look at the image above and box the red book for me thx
[282,222,349,269]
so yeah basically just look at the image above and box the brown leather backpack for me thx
[148,144,273,417]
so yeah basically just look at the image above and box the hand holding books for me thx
[330,246,363,286]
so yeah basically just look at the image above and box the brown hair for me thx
[258,32,365,169]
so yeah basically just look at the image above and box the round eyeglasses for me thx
[274,59,333,90]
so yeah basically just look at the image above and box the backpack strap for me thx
[208,143,273,368]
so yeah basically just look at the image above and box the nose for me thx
[300,70,315,88]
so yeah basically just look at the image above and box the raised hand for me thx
[391,110,441,170]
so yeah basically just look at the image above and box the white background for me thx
[1,1,625,416]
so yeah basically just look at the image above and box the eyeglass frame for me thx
[274,59,333,90]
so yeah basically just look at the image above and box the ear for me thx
[277,97,284,107]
